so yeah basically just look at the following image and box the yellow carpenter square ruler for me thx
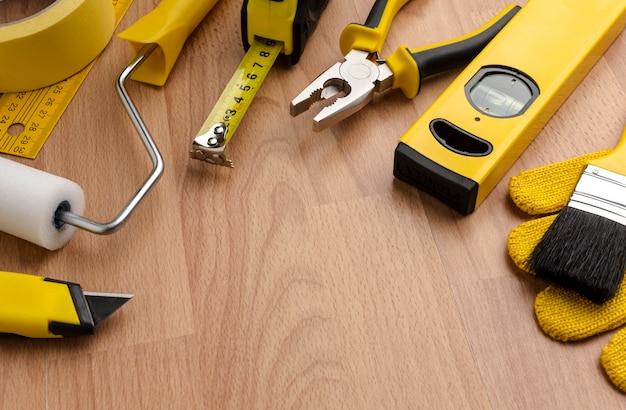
[0,0,134,159]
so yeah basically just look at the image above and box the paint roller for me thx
[0,0,220,250]
[0,46,162,250]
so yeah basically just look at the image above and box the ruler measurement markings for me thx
[195,37,283,162]
[20,85,59,157]
[3,87,48,155]
[26,84,67,156]
[25,73,88,157]
[0,0,133,159]
[0,91,33,152]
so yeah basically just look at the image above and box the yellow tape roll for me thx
[0,0,115,93]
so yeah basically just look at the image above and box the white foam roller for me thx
[0,156,85,250]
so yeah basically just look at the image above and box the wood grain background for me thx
[1,0,625,408]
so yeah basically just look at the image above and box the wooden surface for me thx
[1,0,625,408]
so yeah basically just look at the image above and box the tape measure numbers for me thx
[0,0,134,159]
[190,37,283,167]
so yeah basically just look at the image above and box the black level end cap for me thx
[393,142,478,215]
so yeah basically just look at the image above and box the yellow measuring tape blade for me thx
[191,37,284,167]
[0,0,134,159]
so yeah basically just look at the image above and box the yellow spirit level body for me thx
[394,0,626,215]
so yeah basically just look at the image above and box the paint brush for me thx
[529,126,626,303]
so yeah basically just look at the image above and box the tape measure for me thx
[190,37,283,167]
[190,0,329,167]
[0,0,134,159]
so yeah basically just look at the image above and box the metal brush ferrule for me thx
[567,165,626,226]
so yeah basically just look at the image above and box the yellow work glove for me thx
[507,150,626,392]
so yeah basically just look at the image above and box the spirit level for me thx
[394,0,626,214]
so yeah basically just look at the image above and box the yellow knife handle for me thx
[386,4,520,98]
[0,271,80,338]
[117,0,221,85]
[339,0,410,56]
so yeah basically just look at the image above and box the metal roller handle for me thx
[56,44,164,235]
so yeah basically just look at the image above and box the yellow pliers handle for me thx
[291,1,520,131]
[118,0,221,85]
[387,4,521,98]
[338,1,520,98]
[339,0,410,55]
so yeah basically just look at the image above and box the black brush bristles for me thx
[529,206,626,304]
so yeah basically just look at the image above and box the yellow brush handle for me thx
[589,127,626,173]
[0,271,79,338]
[117,0,221,85]
[339,0,411,56]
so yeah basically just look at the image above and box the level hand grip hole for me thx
[430,119,492,157]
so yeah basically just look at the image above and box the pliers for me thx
[290,0,520,131]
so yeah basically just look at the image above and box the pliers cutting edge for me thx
[290,0,521,131]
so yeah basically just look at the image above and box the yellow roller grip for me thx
[0,271,79,338]
[339,0,410,56]
[117,0,220,86]
[0,0,116,93]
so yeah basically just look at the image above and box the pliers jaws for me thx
[290,2,522,132]
[290,49,393,132]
